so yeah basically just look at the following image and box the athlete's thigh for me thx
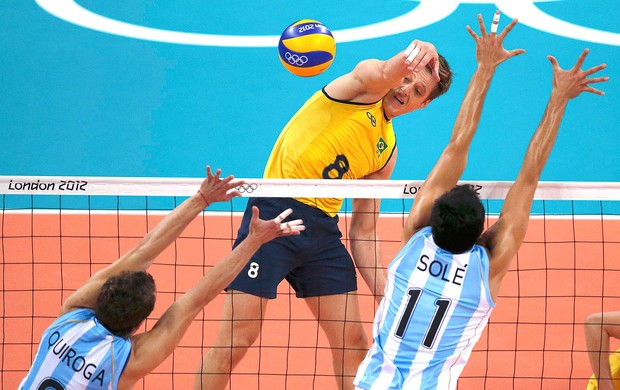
[303,292,365,344]
[213,290,269,346]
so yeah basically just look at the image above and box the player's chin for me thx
[383,104,404,120]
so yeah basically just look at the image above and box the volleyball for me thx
[278,20,336,77]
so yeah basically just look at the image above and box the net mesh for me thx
[1,176,619,389]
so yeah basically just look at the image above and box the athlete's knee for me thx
[202,349,238,373]
[212,323,261,362]
[233,319,263,347]
[345,324,369,351]
[203,343,252,372]
[328,325,368,364]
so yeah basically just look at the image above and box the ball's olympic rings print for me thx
[237,183,259,193]
[35,0,620,47]
[284,52,309,66]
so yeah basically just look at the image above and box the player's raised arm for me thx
[60,166,244,315]
[481,49,608,298]
[324,39,443,104]
[120,207,305,386]
[403,11,525,245]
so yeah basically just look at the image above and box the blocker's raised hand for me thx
[197,166,244,207]
[548,48,608,99]
[248,207,305,244]
[466,10,526,68]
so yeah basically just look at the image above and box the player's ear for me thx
[420,99,432,109]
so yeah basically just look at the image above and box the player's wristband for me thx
[197,191,210,207]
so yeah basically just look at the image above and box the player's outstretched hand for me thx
[466,10,525,68]
[548,48,608,100]
[248,207,305,244]
[197,166,244,207]
[402,40,440,81]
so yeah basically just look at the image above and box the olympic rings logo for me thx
[366,112,377,127]
[237,183,259,193]
[284,52,308,66]
[34,0,620,47]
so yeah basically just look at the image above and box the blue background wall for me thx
[2,1,619,183]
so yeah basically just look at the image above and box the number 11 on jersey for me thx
[395,288,452,349]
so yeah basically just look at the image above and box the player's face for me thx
[383,67,437,120]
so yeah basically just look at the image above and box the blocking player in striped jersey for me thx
[19,167,304,390]
[354,12,608,390]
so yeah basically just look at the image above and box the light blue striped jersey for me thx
[19,308,132,390]
[355,226,494,390]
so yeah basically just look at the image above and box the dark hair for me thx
[95,271,156,337]
[430,185,485,254]
[427,54,453,101]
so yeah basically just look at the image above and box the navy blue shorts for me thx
[227,197,357,299]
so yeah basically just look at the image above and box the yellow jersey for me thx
[587,348,620,390]
[264,88,396,216]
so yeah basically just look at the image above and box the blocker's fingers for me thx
[289,225,306,232]
[584,63,607,77]
[280,219,305,232]
[465,25,478,40]
[280,223,306,232]
[477,13,487,35]
[274,208,293,224]
[490,11,500,34]
[280,219,303,228]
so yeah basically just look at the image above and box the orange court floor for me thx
[1,211,619,389]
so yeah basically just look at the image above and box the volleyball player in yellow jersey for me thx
[196,25,453,390]
[585,311,620,389]
[264,88,397,215]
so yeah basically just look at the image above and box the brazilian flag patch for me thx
[376,137,388,156]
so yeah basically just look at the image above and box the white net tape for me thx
[2,176,620,200]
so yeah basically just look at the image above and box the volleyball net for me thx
[1,176,620,389]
